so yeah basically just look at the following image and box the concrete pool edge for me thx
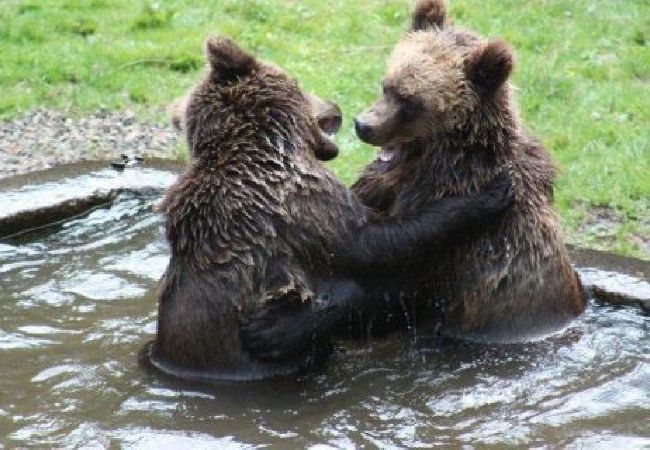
[0,158,185,239]
[570,246,650,313]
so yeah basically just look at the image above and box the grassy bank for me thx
[1,0,648,258]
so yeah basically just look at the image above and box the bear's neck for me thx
[422,100,519,183]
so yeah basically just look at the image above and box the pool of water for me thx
[1,193,649,448]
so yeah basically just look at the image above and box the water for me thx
[1,193,649,448]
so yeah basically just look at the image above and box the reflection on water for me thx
[1,194,649,448]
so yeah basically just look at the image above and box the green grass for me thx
[0,0,649,258]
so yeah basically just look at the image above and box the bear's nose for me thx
[354,118,373,142]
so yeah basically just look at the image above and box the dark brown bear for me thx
[144,36,513,380]
[243,0,585,355]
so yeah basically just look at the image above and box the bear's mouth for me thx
[379,143,399,162]
[318,117,341,148]
[311,99,342,161]
[318,114,343,137]
[320,129,337,145]
[312,123,340,161]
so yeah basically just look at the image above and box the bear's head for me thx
[354,0,514,150]
[176,36,342,161]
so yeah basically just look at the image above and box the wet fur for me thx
[150,36,513,379]
[353,0,585,341]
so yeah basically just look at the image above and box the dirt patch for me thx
[630,232,650,256]
[0,109,180,179]
[577,206,650,259]
[578,207,622,245]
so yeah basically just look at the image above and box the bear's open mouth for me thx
[313,126,340,161]
[321,130,337,145]
[379,143,399,162]
[313,102,342,161]
[318,115,342,137]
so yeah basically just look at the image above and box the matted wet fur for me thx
[243,1,585,358]
[147,36,513,380]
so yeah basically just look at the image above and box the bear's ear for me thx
[464,39,514,93]
[411,0,447,31]
[205,36,258,79]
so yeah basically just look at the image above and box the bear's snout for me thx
[354,117,374,143]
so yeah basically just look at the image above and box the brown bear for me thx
[243,0,585,355]
[143,36,513,380]
[351,0,586,341]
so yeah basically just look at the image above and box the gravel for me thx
[0,109,181,178]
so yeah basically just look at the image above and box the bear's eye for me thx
[382,83,400,97]
[397,96,422,123]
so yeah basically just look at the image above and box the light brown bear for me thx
[351,0,586,342]
[242,0,586,358]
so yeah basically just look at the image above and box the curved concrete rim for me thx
[0,158,185,240]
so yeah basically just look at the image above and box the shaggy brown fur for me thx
[241,1,584,361]
[353,0,586,341]
[146,36,513,380]
[169,90,342,161]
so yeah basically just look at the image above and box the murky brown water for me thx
[1,192,649,448]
